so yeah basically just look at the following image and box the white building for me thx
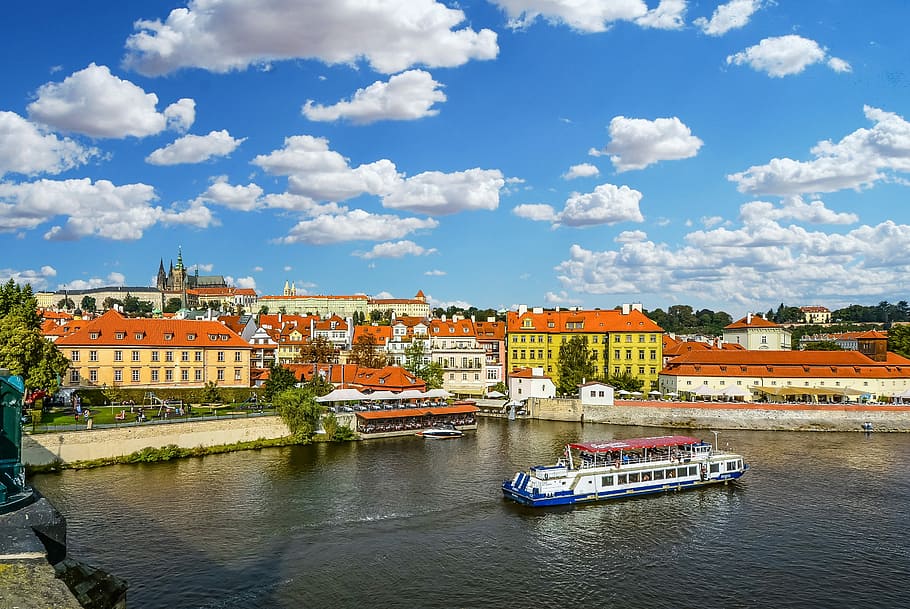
[578,381,615,406]
[508,367,556,401]
[723,313,792,351]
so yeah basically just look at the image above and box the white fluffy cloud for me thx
[303,70,446,124]
[554,198,907,308]
[424,269,446,276]
[562,163,600,180]
[592,116,703,172]
[124,0,498,76]
[0,112,97,177]
[0,178,213,240]
[694,0,764,36]
[27,64,195,138]
[252,135,403,201]
[146,130,245,165]
[0,265,57,290]
[355,240,438,259]
[495,0,685,33]
[196,178,264,212]
[276,209,438,244]
[382,168,504,215]
[729,106,910,195]
[230,276,257,289]
[726,35,851,78]
[64,272,127,291]
[515,184,644,227]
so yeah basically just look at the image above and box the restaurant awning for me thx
[355,404,479,420]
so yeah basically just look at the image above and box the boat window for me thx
[617,474,628,484]
[710,463,720,473]
[677,467,689,478]
[628,473,640,483]
[641,472,651,482]
[689,466,698,476]
[665,469,675,479]
[601,475,614,486]
[652,469,664,480]
[726,461,737,471]
[737,460,743,469]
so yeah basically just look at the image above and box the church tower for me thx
[156,259,167,291]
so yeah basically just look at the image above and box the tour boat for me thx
[502,434,748,507]
[416,424,464,439]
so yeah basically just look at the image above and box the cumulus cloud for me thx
[562,163,600,180]
[232,276,257,289]
[424,269,446,276]
[303,70,446,124]
[496,0,685,33]
[382,168,504,215]
[27,63,195,138]
[276,209,438,244]
[513,203,557,222]
[514,184,644,227]
[694,0,764,36]
[252,135,403,201]
[355,240,438,259]
[64,272,128,291]
[195,178,264,212]
[0,112,98,177]
[591,115,703,172]
[726,35,850,78]
[554,198,909,308]
[0,265,57,290]
[544,290,582,305]
[0,178,213,240]
[729,106,910,195]
[146,130,245,165]
[124,0,498,76]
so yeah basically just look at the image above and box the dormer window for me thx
[115,332,125,340]
[187,333,196,340]
[209,334,218,341]
[90,332,99,340]
[134,333,143,340]
[164,333,173,341]
[221,335,229,341]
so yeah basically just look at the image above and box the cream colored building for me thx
[36,287,164,312]
[722,313,792,350]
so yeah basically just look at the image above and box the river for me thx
[32,419,910,609]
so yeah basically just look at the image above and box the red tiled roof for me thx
[662,349,910,379]
[55,309,249,348]
[724,315,780,329]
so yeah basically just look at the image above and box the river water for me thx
[32,419,910,609]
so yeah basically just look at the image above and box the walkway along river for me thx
[32,418,910,609]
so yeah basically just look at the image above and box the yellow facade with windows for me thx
[506,305,663,391]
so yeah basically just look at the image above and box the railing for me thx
[24,408,277,434]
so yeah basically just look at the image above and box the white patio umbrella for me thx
[617,389,631,396]
[366,390,399,400]
[486,390,506,398]
[397,389,425,400]
[693,384,716,397]
[648,390,662,396]
[424,388,452,399]
[722,385,751,398]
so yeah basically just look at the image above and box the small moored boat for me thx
[502,434,748,507]
[416,424,464,439]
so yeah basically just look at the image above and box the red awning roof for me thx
[570,435,701,453]
[355,404,478,420]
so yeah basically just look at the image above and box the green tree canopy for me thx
[164,297,183,314]
[297,336,339,363]
[556,335,596,396]
[888,325,910,358]
[274,387,325,441]
[57,297,75,310]
[264,364,298,401]
[801,341,844,351]
[402,341,444,389]
[606,370,644,393]
[349,333,388,369]
[80,295,96,312]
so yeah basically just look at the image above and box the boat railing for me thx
[575,451,704,470]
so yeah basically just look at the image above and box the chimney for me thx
[518,304,528,316]
[621,303,631,315]
[747,313,752,324]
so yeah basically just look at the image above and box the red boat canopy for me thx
[570,435,701,453]
[355,404,478,420]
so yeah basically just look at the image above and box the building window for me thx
[625,335,632,343]
[166,351,174,362]
[114,350,123,362]
[195,369,202,381]
[131,369,140,382]
[462,373,467,380]
[151,369,159,382]
[235,368,242,381]
[90,332,99,340]
[114,369,122,382]
[70,350,80,362]
[115,332,124,340]
[89,350,97,362]
[132,350,140,362]
[761,336,768,344]
[165,369,173,382]
[151,351,159,362]
[181,351,189,362]
[650,350,657,360]
[639,367,645,375]
[234,351,242,362]
[639,335,645,342]
[639,350,645,360]
[70,370,80,383]
[218,351,225,362]
[625,350,632,360]
[181,369,189,381]
[650,335,657,342]
[89,369,97,383]
[195,351,203,362]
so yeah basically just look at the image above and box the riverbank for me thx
[524,398,910,432]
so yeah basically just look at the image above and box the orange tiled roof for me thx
[352,325,393,342]
[510,367,551,379]
[55,309,249,348]
[429,318,477,336]
[507,308,663,333]
[724,315,781,329]
[285,363,425,391]
[475,320,506,340]
[800,306,830,312]
[662,349,910,379]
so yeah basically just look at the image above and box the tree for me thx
[403,341,444,389]
[556,335,595,396]
[350,333,388,368]
[164,298,183,314]
[274,387,325,441]
[0,283,69,396]
[57,297,75,310]
[802,341,843,351]
[606,370,644,393]
[80,295,96,313]
[199,381,222,404]
[888,325,910,358]
[258,305,269,315]
[102,297,122,311]
[297,336,339,363]
[264,364,298,401]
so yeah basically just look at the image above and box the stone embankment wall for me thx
[22,416,291,466]
[528,398,910,432]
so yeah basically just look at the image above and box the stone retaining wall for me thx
[528,398,910,432]
[22,416,291,466]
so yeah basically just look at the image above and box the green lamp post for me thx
[0,368,34,512]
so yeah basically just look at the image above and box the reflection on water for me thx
[33,419,910,609]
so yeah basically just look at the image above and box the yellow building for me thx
[54,310,251,390]
[506,304,664,391]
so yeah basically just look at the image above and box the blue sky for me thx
[2,1,910,316]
